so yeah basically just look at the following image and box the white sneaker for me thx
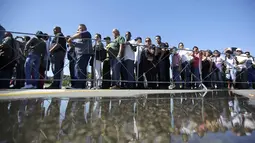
[21,84,35,89]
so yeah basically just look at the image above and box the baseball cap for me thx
[236,48,242,52]
[103,36,111,40]
[135,37,142,41]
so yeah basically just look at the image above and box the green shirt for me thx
[108,36,125,57]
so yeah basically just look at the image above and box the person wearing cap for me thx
[101,36,111,89]
[235,48,249,89]
[245,51,255,89]
[224,48,237,89]
[134,37,145,89]
[22,31,46,89]
[67,24,93,89]
[155,35,170,89]
[211,50,224,88]
[178,42,192,89]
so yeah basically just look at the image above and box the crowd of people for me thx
[0,24,255,90]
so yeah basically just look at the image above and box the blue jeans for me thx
[0,70,12,89]
[25,54,41,86]
[123,59,135,88]
[110,58,121,86]
[74,54,90,89]
[173,66,181,88]
[248,68,255,88]
[213,69,223,88]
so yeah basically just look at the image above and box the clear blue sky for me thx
[1,0,255,76]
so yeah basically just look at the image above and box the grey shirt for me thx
[74,31,93,56]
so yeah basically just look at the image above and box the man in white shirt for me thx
[123,31,136,88]
[178,42,193,89]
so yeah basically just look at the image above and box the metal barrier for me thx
[0,30,255,90]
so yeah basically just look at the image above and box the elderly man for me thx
[47,26,66,89]
[67,24,93,89]
[108,29,125,89]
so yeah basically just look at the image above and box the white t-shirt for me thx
[236,54,248,70]
[178,48,193,63]
[124,39,135,61]
[225,56,236,69]
[134,43,144,64]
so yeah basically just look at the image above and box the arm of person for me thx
[49,33,62,52]
[24,37,35,53]
[117,37,125,58]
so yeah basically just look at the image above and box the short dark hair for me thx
[95,33,101,39]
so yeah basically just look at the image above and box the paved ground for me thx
[0,89,209,99]
[0,89,254,99]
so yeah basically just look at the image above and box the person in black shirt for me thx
[47,26,66,89]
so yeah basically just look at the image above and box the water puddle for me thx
[0,91,255,143]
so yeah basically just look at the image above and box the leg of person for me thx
[110,58,121,89]
[102,59,111,89]
[248,68,254,89]
[173,66,181,89]
[69,61,76,88]
[23,55,34,88]
[50,52,65,89]
[193,67,201,88]
[241,69,248,89]
[74,54,87,89]
[32,54,41,88]
[94,60,102,88]
[217,70,224,88]
[185,62,191,89]
[0,70,12,89]
[124,59,135,89]
[38,65,45,89]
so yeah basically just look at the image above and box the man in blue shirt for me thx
[67,24,93,89]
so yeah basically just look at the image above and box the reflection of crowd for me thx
[0,91,255,142]
[1,24,255,89]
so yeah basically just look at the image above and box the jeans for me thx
[192,67,201,88]
[74,54,90,89]
[25,54,41,86]
[51,51,65,88]
[0,69,12,89]
[248,68,255,88]
[123,59,135,88]
[173,66,181,89]
[213,69,223,88]
[181,61,191,88]
[110,58,121,86]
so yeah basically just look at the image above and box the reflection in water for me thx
[0,91,255,143]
